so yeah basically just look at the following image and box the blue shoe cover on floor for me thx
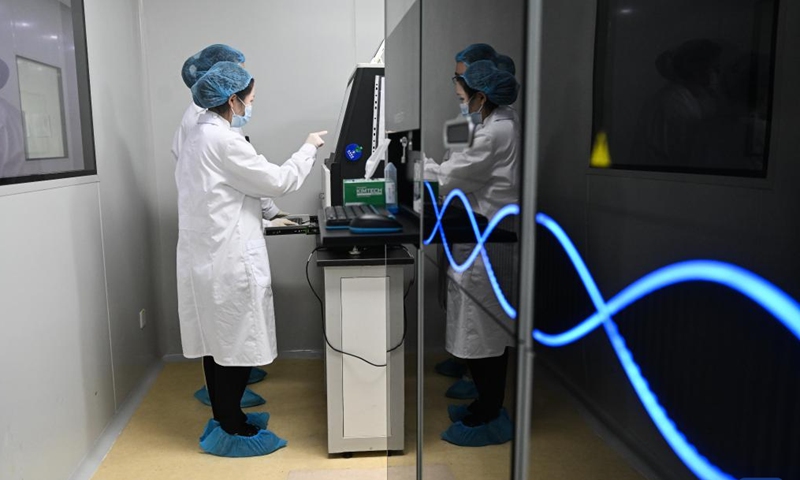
[200,418,218,443]
[435,358,466,378]
[448,404,471,423]
[199,412,270,443]
[194,386,266,408]
[445,378,478,400]
[248,367,268,385]
[441,409,513,447]
[245,412,270,430]
[199,424,287,457]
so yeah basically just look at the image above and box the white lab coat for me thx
[172,102,280,220]
[175,112,317,366]
[0,97,25,179]
[425,106,521,359]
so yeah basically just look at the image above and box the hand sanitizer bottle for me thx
[384,161,398,214]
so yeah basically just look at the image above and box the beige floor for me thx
[93,358,643,480]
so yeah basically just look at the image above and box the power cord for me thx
[305,246,413,368]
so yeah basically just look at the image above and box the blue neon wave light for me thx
[533,212,800,480]
[422,185,800,479]
[422,181,519,319]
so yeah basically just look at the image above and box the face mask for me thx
[460,95,484,125]
[231,96,252,128]
[459,101,470,117]
[469,111,483,126]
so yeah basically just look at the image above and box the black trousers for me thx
[465,348,509,424]
[202,356,252,434]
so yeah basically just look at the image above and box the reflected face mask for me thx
[459,95,474,117]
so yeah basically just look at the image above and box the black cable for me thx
[399,244,416,299]
[306,246,411,368]
[386,245,416,354]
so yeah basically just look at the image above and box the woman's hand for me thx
[268,217,298,227]
[305,131,328,148]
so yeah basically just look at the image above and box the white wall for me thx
[142,0,385,356]
[0,0,159,477]
[84,0,159,402]
[0,180,114,480]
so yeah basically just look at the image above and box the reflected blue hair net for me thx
[181,44,245,88]
[191,61,253,109]
[455,43,516,75]
[461,60,520,106]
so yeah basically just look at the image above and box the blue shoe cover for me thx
[199,418,218,443]
[441,409,513,447]
[194,386,266,408]
[199,412,270,443]
[245,412,270,430]
[199,424,287,457]
[435,358,466,378]
[445,379,478,400]
[248,367,268,385]
[448,404,471,423]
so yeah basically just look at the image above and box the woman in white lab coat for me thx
[425,59,521,447]
[174,45,292,229]
[173,44,283,407]
[434,43,517,385]
[0,58,25,179]
[176,61,326,457]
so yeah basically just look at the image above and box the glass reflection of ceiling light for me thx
[15,21,32,28]
[619,8,634,15]
[49,35,59,40]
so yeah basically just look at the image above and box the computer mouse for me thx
[349,213,403,233]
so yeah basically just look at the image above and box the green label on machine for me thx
[343,179,386,206]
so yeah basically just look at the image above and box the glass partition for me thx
[0,0,96,185]
[525,1,800,479]
[418,1,526,478]
[385,2,421,478]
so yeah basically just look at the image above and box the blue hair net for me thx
[181,44,245,88]
[494,54,516,76]
[455,43,497,64]
[455,43,516,75]
[191,61,253,109]
[461,60,520,106]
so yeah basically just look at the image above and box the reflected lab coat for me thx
[175,112,317,366]
[0,97,25,179]
[425,106,521,359]
[172,102,280,220]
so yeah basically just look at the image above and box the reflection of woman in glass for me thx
[435,43,518,396]
[632,39,724,168]
[0,58,25,179]
[425,58,520,447]
[633,39,768,171]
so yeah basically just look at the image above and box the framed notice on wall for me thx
[16,56,68,160]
